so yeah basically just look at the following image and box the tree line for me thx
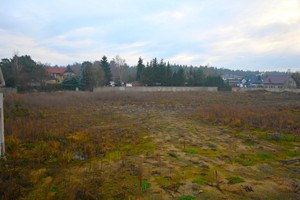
[136,57,227,87]
[0,54,229,91]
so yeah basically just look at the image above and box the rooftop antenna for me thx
[0,66,5,159]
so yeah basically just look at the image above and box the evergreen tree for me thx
[192,68,205,86]
[62,76,80,90]
[136,57,145,81]
[165,62,173,85]
[177,67,185,86]
[204,75,225,87]
[0,54,47,89]
[100,56,112,85]
[79,61,93,91]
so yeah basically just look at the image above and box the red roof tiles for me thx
[46,68,66,74]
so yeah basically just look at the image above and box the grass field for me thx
[1,91,299,199]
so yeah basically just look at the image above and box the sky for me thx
[0,0,300,71]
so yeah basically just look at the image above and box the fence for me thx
[93,86,218,92]
[232,87,300,93]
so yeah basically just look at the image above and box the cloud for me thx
[0,0,300,71]
[57,27,98,40]
[0,30,75,64]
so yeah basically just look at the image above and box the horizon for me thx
[1,0,300,72]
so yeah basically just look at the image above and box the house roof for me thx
[241,75,263,84]
[64,67,74,73]
[263,75,292,84]
[46,68,66,74]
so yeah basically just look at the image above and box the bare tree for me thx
[12,54,24,85]
[111,55,128,84]
[92,61,106,87]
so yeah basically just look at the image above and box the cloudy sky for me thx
[0,0,300,71]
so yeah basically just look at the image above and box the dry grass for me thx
[1,91,299,199]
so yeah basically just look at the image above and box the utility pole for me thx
[0,66,5,159]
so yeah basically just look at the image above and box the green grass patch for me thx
[179,195,196,200]
[281,134,297,142]
[141,182,151,192]
[50,184,60,192]
[257,153,274,161]
[155,177,172,186]
[237,134,249,139]
[235,158,255,166]
[192,179,207,185]
[183,149,198,154]
[245,141,255,146]
[119,140,155,155]
[190,127,197,132]
[23,142,34,150]
[286,150,300,157]
[226,176,245,184]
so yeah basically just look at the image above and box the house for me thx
[63,67,76,79]
[262,75,297,89]
[46,68,66,84]
[221,74,242,87]
[132,81,141,87]
[46,67,76,84]
[239,75,264,88]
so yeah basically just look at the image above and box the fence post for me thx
[0,93,4,158]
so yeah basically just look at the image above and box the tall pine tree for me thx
[100,56,112,85]
[136,57,145,81]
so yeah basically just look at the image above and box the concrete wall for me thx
[232,88,264,92]
[0,88,17,96]
[232,87,300,93]
[93,86,218,92]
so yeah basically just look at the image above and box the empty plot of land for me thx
[1,91,299,199]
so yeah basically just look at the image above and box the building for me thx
[63,67,76,79]
[46,68,66,84]
[46,67,76,84]
[263,75,297,89]
[239,75,264,88]
[221,74,242,87]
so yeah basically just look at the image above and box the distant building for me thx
[221,74,242,87]
[109,81,115,87]
[46,67,75,84]
[63,67,76,79]
[239,75,264,88]
[262,75,297,89]
[132,81,141,87]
